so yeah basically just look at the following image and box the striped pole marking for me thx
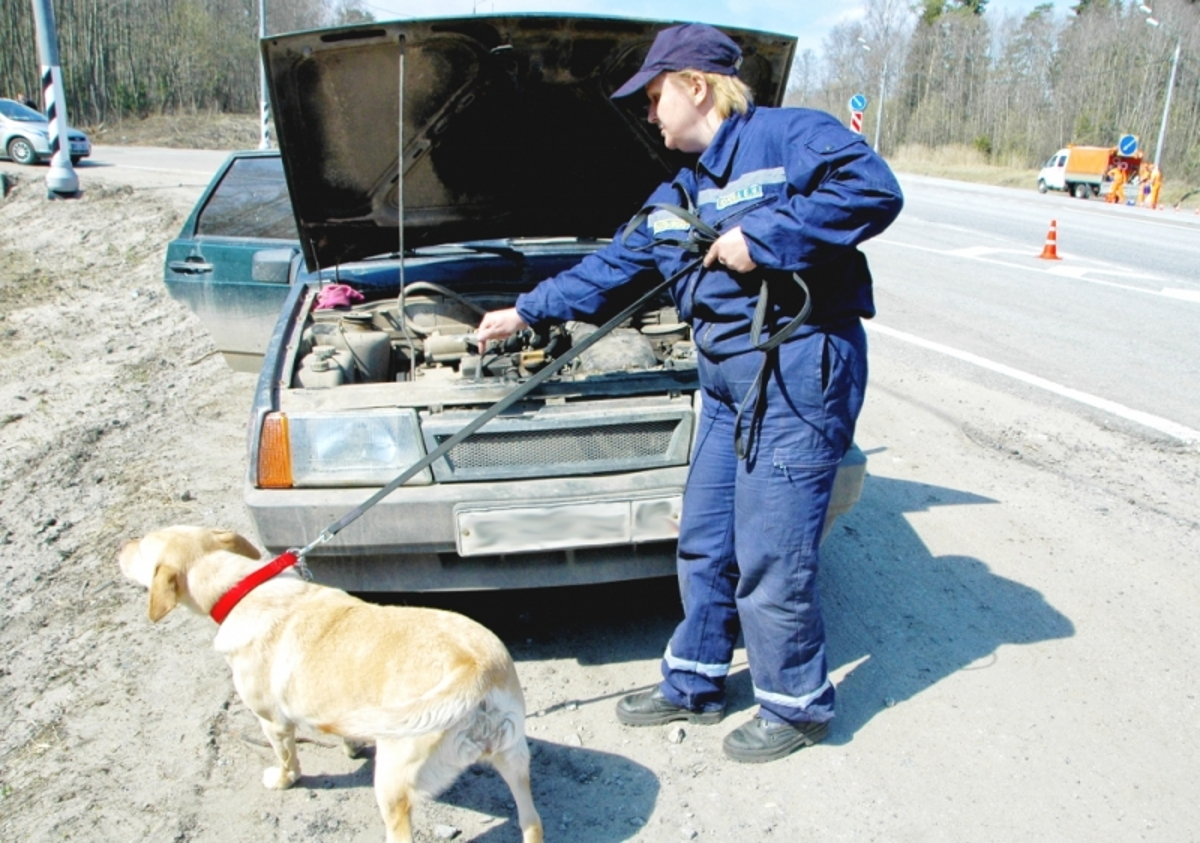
[40,66,60,159]
[40,63,75,176]
[260,98,271,149]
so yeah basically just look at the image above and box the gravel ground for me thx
[1,143,1198,843]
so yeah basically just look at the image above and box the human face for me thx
[645,73,712,154]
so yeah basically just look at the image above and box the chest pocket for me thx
[804,121,864,157]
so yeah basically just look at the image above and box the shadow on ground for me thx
[295,739,657,842]
[368,471,1074,742]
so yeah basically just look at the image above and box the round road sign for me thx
[849,93,867,113]
[1118,134,1138,156]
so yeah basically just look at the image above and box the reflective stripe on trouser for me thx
[659,323,867,724]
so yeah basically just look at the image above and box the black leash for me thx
[623,202,813,459]
[733,266,812,459]
[296,200,810,558]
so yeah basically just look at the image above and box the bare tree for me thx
[0,0,374,124]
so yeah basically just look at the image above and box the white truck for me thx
[1038,145,1143,200]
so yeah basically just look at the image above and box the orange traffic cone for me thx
[1038,220,1061,260]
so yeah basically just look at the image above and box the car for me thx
[165,14,867,591]
[0,98,91,165]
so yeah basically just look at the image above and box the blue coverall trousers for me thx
[659,321,867,725]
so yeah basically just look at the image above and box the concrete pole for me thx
[259,0,271,149]
[1151,38,1180,169]
[29,0,79,198]
[874,56,887,152]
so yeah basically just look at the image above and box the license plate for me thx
[70,143,87,153]
[455,494,681,556]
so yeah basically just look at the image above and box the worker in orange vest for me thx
[1137,162,1152,207]
[1106,164,1128,204]
[1148,164,1163,210]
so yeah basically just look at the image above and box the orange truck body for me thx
[1065,146,1122,179]
[1039,144,1144,199]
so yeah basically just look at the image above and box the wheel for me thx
[1072,182,1090,200]
[6,137,38,166]
[1037,179,1048,194]
[70,155,82,166]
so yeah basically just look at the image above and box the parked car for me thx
[0,98,91,165]
[165,15,867,591]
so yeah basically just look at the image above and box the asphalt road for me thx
[866,175,1200,439]
[1,145,231,197]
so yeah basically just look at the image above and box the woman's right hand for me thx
[476,308,529,343]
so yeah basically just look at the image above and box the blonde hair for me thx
[670,70,754,119]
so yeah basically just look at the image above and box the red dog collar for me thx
[210,552,299,624]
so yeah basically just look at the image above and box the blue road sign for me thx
[1118,134,1138,156]
[849,93,867,113]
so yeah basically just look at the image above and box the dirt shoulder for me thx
[84,112,264,151]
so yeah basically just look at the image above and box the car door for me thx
[163,151,302,372]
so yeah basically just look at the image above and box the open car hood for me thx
[262,15,796,268]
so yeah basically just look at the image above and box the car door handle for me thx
[168,260,213,274]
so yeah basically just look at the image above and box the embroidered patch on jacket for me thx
[650,213,691,235]
[714,183,764,211]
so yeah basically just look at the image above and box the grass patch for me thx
[885,143,1200,211]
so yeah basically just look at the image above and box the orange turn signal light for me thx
[257,413,293,488]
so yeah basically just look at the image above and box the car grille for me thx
[421,402,694,482]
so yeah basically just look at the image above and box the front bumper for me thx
[245,445,867,591]
[18,133,89,159]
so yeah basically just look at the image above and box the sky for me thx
[355,0,1076,54]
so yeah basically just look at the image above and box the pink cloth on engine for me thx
[314,284,365,309]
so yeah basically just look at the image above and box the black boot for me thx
[722,715,828,762]
[616,688,725,727]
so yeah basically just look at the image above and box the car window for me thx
[196,156,297,240]
[0,99,43,121]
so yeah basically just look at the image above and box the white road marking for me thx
[110,164,215,175]
[947,245,1006,258]
[866,321,1200,445]
[1163,288,1200,303]
[873,238,1199,301]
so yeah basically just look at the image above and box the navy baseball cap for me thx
[611,23,743,99]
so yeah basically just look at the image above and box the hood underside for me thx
[262,15,796,268]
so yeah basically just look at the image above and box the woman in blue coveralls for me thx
[478,23,903,763]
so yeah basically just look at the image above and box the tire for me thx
[1072,182,1090,200]
[6,137,39,166]
[70,155,82,166]
[1038,179,1048,194]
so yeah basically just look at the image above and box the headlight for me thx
[256,409,431,488]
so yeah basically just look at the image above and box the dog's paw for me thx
[262,766,300,790]
[342,738,375,760]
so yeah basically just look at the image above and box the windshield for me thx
[0,99,45,122]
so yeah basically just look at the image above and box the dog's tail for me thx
[332,660,512,740]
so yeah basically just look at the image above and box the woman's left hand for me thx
[703,226,757,274]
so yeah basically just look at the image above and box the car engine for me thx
[290,281,695,390]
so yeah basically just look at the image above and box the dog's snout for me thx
[117,538,142,578]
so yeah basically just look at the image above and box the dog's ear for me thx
[213,530,261,561]
[148,564,179,622]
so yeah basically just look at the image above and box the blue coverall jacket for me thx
[519,103,903,725]
[515,103,902,356]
